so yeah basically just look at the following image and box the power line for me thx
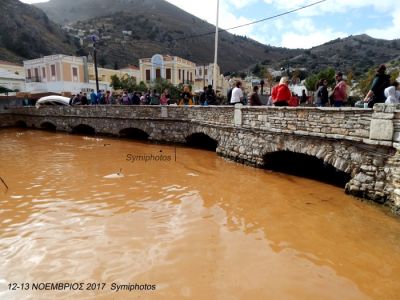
[169,0,328,42]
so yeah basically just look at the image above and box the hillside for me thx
[0,0,398,76]
[0,0,77,63]
[35,0,299,72]
[285,34,400,76]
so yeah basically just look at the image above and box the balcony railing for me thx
[25,77,42,83]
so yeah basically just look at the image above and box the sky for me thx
[20,0,400,49]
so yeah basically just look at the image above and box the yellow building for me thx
[139,54,196,86]
[87,63,131,84]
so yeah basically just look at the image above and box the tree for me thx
[110,74,122,90]
[304,68,335,92]
[138,81,147,92]
[346,70,354,88]
[357,67,375,96]
[252,64,261,77]
[99,56,107,68]
[304,74,318,92]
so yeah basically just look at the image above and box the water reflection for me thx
[0,129,399,300]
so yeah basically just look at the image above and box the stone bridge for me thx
[1,104,400,214]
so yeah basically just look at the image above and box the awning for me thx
[0,86,15,94]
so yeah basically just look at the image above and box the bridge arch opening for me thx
[40,122,56,131]
[119,128,149,140]
[263,151,351,187]
[15,120,27,128]
[185,133,218,151]
[72,124,96,136]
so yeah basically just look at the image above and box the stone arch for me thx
[263,150,352,187]
[71,124,96,135]
[185,132,218,151]
[262,136,352,174]
[119,128,149,140]
[15,120,27,128]
[40,121,57,131]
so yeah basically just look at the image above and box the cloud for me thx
[366,7,400,40]
[165,0,255,37]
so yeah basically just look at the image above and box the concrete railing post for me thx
[234,103,242,126]
[369,104,395,142]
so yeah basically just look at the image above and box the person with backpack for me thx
[150,89,160,105]
[364,65,391,108]
[199,86,207,105]
[205,85,216,105]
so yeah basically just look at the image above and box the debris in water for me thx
[103,168,124,179]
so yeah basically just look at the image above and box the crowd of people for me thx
[230,66,400,107]
[69,65,400,108]
[69,84,218,106]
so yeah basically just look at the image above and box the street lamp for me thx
[213,0,219,92]
[91,35,100,92]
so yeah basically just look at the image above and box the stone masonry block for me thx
[369,119,393,141]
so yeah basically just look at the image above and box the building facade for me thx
[23,55,109,95]
[139,54,196,86]
[0,61,25,94]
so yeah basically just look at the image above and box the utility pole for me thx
[203,64,205,88]
[92,35,100,92]
[213,0,219,92]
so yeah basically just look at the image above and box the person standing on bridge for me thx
[249,85,262,106]
[230,81,244,105]
[364,65,390,108]
[271,77,290,106]
[331,72,347,107]
[90,89,97,105]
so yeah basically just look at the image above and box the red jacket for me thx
[272,84,291,104]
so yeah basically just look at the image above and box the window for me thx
[34,68,39,79]
[182,70,185,82]
[190,72,192,82]
[51,64,56,77]
[166,68,171,80]
[42,67,46,79]
[205,69,208,76]
[199,69,202,76]
[72,67,78,82]
[178,69,181,80]
[27,69,31,79]
[146,69,151,81]
[156,68,161,79]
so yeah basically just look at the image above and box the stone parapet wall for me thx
[241,107,372,141]
[7,106,235,125]
[0,113,14,128]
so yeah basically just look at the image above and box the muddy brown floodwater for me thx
[0,129,400,300]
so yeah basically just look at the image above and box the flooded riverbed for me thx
[0,129,400,300]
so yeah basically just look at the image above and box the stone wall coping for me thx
[363,139,393,147]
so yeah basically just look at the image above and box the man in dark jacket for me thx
[205,85,216,105]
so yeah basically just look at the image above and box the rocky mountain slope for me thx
[36,0,299,72]
[0,0,76,63]
[0,0,398,76]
